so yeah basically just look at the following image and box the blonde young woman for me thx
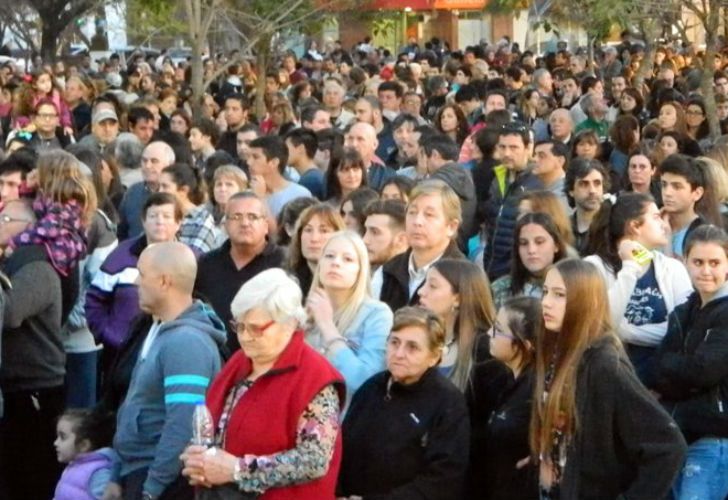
[306,230,393,395]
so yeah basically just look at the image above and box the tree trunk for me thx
[254,35,271,122]
[586,33,594,74]
[634,19,658,95]
[40,22,59,62]
[703,0,721,140]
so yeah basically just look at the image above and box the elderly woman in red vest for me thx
[180,268,345,499]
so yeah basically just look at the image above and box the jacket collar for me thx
[236,330,307,380]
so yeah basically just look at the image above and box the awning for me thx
[434,0,487,8]
[366,0,434,10]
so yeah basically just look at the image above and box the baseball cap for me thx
[93,108,118,125]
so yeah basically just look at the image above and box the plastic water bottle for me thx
[191,403,215,447]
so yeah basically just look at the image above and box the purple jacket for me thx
[85,236,146,349]
[54,448,114,500]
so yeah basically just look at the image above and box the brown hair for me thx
[37,151,97,226]
[431,259,496,391]
[287,203,346,274]
[519,190,575,246]
[529,259,617,459]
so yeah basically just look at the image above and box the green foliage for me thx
[126,0,186,40]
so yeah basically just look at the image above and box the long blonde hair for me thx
[529,259,617,459]
[310,230,372,337]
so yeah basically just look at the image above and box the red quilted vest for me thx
[206,331,345,500]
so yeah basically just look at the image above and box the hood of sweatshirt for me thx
[432,162,475,202]
[157,300,227,348]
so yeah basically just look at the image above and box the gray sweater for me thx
[1,246,63,393]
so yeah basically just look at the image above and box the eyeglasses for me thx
[488,324,518,341]
[227,213,266,223]
[0,214,30,225]
[36,113,58,120]
[229,319,275,337]
[686,109,704,116]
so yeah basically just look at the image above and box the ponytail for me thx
[585,192,654,274]
[162,163,207,206]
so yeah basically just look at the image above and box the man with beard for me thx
[566,158,609,255]
[362,199,408,299]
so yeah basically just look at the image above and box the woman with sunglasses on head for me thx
[181,268,346,498]
[467,296,540,500]
[306,230,393,397]
[336,307,470,500]
[653,225,728,500]
[533,259,686,499]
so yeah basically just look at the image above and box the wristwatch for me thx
[232,458,243,484]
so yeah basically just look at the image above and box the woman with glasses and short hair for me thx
[181,268,346,499]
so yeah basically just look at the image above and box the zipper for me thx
[486,177,524,272]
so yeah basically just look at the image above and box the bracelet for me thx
[324,336,347,354]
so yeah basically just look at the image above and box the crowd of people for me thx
[0,31,726,500]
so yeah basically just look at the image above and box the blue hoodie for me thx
[112,300,226,497]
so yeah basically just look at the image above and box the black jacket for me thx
[194,240,284,351]
[467,364,536,500]
[557,336,686,500]
[653,289,728,443]
[379,241,466,313]
[338,369,470,500]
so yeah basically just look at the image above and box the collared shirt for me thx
[407,251,444,299]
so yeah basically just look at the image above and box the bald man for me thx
[345,122,395,190]
[118,140,177,239]
[108,241,226,500]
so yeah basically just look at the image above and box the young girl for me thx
[533,258,686,499]
[16,69,72,133]
[585,192,692,384]
[53,408,116,500]
[653,225,728,500]
[306,230,393,396]
[468,296,540,499]
[492,213,568,309]
[418,258,497,390]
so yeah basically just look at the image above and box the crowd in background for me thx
[0,30,725,500]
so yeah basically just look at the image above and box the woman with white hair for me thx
[181,268,345,498]
[306,230,393,395]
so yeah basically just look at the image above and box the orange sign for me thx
[434,0,486,7]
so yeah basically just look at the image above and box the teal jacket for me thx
[112,300,226,497]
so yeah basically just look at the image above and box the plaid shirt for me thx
[178,205,218,255]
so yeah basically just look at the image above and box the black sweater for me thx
[557,337,686,500]
[338,369,470,500]
[467,366,537,500]
[653,290,728,443]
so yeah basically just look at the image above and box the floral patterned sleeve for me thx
[234,384,341,494]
